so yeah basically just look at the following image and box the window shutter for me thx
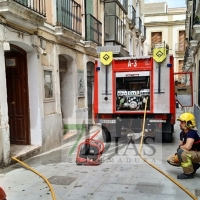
[179,31,185,51]
[151,32,162,45]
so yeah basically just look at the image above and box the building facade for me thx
[144,2,186,77]
[185,0,200,130]
[0,0,145,166]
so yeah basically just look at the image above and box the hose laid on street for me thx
[11,157,56,200]
[139,98,197,200]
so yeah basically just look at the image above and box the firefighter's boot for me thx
[177,173,194,179]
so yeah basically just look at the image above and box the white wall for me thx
[0,45,10,165]
[27,50,43,145]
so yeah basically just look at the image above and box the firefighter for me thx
[167,112,200,179]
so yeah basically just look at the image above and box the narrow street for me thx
[1,109,200,200]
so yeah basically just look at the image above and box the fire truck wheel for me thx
[171,124,174,133]
[155,131,162,143]
[102,126,111,143]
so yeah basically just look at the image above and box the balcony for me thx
[136,17,142,35]
[55,0,82,45]
[104,1,126,46]
[0,0,46,29]
[192,22,200,41]
[175,43,186,53]
[128,5,136,28]
[119,0,128,13]
[141,25,146,42]
[196,0,200,16]
[190,40,198,51]
[104,0,127,14]
[85,14,102,46]
[187,0,193,14]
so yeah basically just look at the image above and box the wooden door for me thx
[5,47,30,145]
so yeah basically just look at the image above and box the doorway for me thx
[5,45,30,145]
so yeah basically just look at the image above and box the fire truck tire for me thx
[155,131,162,143]
[163,132,173,143]
[171,124,174,133]
[102,126,111,143]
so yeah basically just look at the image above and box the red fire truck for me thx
[93,49,176,143]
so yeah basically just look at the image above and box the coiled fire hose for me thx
[11,157,56,200]
[139,98,197,200]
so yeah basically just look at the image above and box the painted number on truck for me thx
[128,60,137,68]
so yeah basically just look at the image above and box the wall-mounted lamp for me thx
[3,42,10,51]
[36,46,47,55]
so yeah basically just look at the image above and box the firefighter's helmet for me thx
[177,113,196,129]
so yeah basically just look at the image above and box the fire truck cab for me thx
[94,45,176,143]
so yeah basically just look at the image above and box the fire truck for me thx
[94,43,176,143]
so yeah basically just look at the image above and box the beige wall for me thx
[46,1,53,25]
[144,3,186,72]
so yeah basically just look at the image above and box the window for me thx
[104,1,126,46]
[44,70,53,99]
[151,32,162,45]
[178,31,185,51]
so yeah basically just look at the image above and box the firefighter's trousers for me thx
[167,149,200,174]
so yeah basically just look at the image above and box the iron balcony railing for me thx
[13,0,46,16]
[56,0,82,35]
[119,0,128,12]
[105,15,125,46]
[175,43,186,52]
[85,14,102,46]
[136,17,142,33]
[128,5,136,26]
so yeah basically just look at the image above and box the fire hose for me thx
[139,98,197,200]
[11,157,56,200]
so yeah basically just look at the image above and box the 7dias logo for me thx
[100,133,162,165]
[67,123,162,165]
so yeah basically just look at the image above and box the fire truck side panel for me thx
[98,60,113,113]
[153,55,170,113]
[170,55,176,124]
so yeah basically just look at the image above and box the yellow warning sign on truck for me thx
[100,52,113,65]
[153,48,166,63]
